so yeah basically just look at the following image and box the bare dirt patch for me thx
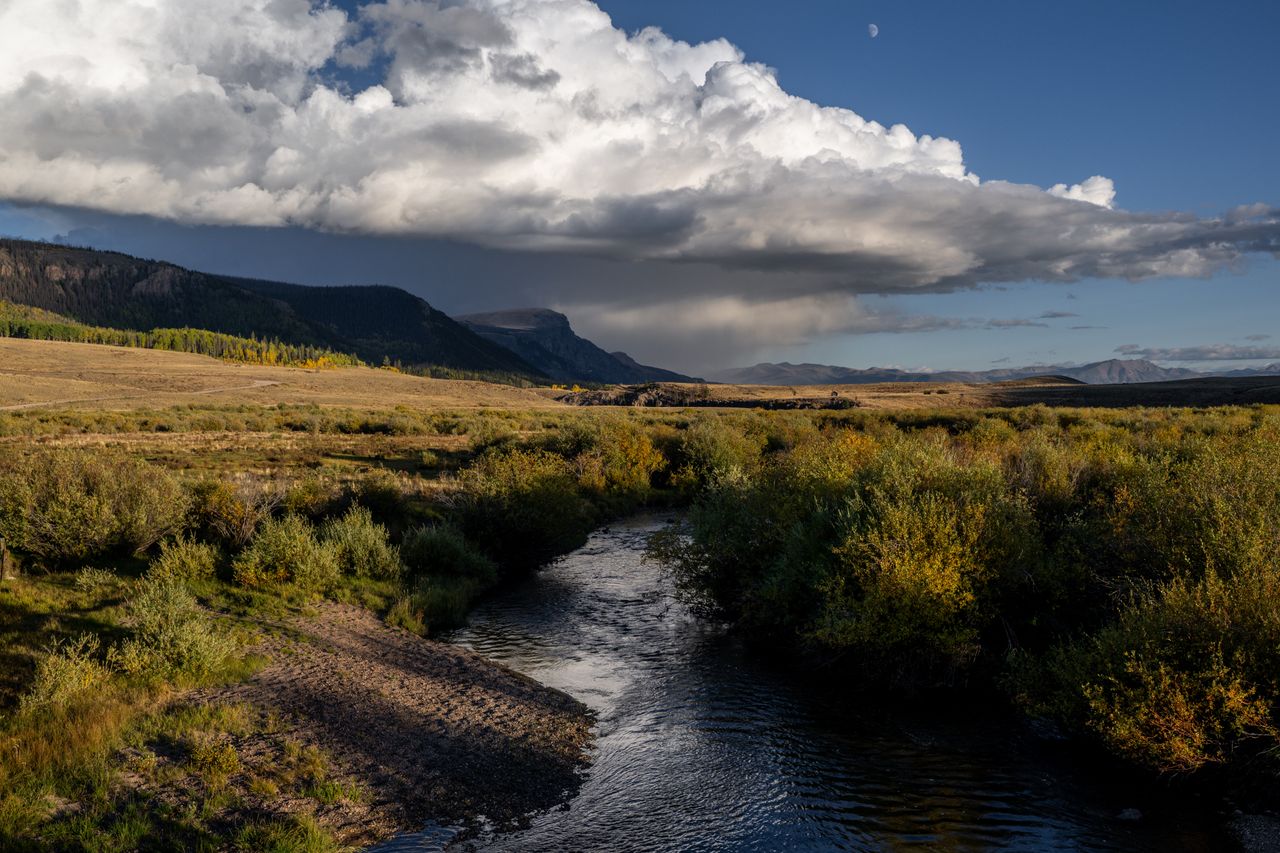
[192,603,593,847]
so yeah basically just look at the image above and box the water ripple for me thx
[376,515,1225,853]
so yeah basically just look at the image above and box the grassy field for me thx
[565,375,1280,409]
[7,337,1280,417]
[4,337,1280,849]
[0,339,557,412]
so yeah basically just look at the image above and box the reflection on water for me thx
[376,515,1225,852]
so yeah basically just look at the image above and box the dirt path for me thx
[199,603,593,846]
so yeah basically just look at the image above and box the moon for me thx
[868,23,879,38]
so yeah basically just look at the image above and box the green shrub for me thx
[674,418,767,488]
[390,575,485,636]
[1170,431,1280,576]
[575,421,667,499]
[810,444,1034,682]
[0,449,187,563]
[73,566,119,594]
[148,536,219,582]
[109,576,238,681]
[813,489,991,679]
[457,448,593,570]
[320,506,400,579]
[232,515,339,592]
[350,470,417,530]
[187,479,264,549]
[400,524,496,584]
[282,475,338,520]
[18,634,109,714]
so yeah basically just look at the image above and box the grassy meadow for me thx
[2,374,1280,847]
[0,402,697,849]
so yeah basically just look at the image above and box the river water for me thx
[379,514,1227,852]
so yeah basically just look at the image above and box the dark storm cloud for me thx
[490,53,560,90]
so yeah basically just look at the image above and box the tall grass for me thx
[0,573,250,850]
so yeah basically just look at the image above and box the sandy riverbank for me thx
[174,603,593,847]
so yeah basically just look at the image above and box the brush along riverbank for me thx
[6,394,1280,848]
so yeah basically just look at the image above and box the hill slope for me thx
[0,239,538,376]
[458,308,698,384]
[228,277,535,374]
[0,299,359,368]
[0,337,557,412]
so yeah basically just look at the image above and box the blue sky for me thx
[599,0,1280,370]
[0,0,1276,373]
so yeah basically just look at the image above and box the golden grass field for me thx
[0,338,559,412]
[4,337,1280,415]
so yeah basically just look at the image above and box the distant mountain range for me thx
[714,359,1280,386]
[6,240,1274,389]
[0,239,538,377]
[458,308,699,384]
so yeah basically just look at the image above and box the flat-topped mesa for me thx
[458,307,573,332]
[458,307,700,385]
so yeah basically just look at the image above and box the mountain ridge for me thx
[458,308,699,384]
[713,358,1276,386]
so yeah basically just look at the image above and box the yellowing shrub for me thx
[320,506,400,579]
[18,634,109,715]
[232,515,339,592]
[148,536,219,582]
[0,450,187,563]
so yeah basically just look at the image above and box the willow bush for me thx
[320,506,400,579]
[0,449,186,563]
[231,515,339,592]
[655,409,1280,776]
[455,447,595,571]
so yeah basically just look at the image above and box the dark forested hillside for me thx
[0,240,541,376]
[0,240,319,342]
[229,278,535,375]
[0,300,361,368]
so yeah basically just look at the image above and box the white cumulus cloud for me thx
[0,0,1276,309]
[1048,175,1116,208]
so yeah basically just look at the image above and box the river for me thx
[376,514,1227,852]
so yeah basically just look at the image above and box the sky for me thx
[0,0,1276,375]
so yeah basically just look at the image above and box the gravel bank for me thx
[202,602,594,847]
